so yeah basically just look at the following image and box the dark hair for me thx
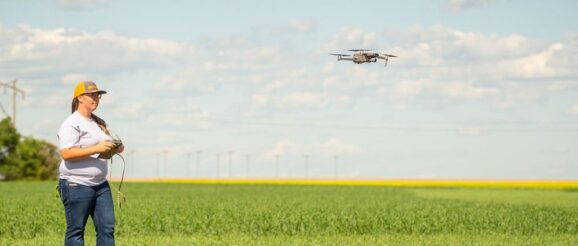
[71,97,109,134]
[71,98,79,114]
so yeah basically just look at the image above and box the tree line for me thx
[0,117,60,181]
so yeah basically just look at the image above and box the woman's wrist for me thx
[87,146,99,155]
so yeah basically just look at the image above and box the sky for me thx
[1,0,577,179]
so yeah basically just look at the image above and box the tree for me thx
[3,137,60,180]
[0,117,20,160]
[0,117,60,180]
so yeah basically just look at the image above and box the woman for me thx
[57,81,124,246]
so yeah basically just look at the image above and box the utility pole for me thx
[0,80,25,125]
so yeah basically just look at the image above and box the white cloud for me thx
[112,101,152,120]
[494,43,562,79]
[251,94,270,107]
[263,138,356,158]
[144,108,213,130]
[153,68,217,95]
[441,82,500,99]
[547,33,578,75]
[61,73,89,85]
[0,25,194,80]
[318,26,377,53]
[280,91,351,109]
[547,80,578,91]
[2,23,576,123]
[262,79,290,92]
[274,20,316,34]
[5,23,577,115]
[286,20,315,33]
[319,138,357,155]
[567,104,578,116]
[264,141,298,157]
[492,83,544,108]
[398,26,546,66]
[379,26,578,107]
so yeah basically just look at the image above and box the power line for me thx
[0,103,8,118]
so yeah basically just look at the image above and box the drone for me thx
[330,49,397,67]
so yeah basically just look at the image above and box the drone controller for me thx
[110,139,123,149]
[98,135,123,159]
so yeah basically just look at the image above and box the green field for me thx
[1,182,577,245]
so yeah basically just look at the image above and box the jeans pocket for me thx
[59,179,70,205]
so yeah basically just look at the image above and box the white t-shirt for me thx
[58,111,113,186]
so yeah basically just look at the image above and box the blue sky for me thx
[1,0,577,179]
[4,1,576,40]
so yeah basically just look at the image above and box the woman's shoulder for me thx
[62,112,80,123]
[59,112,85,128]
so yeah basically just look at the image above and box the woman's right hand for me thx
[94,141,116,154]
[60,141,117,161]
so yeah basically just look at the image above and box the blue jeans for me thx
[59,179,115,246]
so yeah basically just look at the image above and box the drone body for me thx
[330,49,397,67]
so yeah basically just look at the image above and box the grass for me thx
[1,181,577,245]
[411,187,578,207]
[128,178,578,189]
[7,234,578,246]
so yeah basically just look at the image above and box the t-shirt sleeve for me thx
[58,123,80,150]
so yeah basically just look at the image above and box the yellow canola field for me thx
[122,178,578,189]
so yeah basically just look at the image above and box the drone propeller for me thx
[329,53,351,56]
[348,49,374,51]
[381,53,397,57]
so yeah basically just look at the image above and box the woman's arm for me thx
[60,141,115,161]
[97,143,125,159]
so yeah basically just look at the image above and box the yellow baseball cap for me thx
[73,81,107,98]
